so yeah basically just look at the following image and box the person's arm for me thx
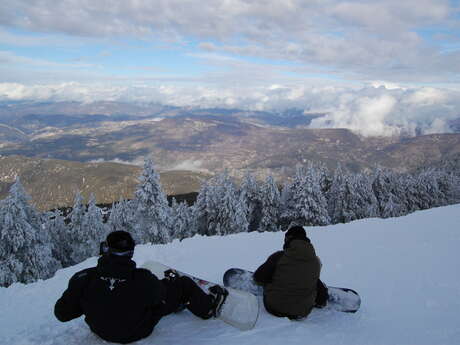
[54,269,92,322]
[136,268,167,308]
[149,272,167,307]
[253,251,284,285]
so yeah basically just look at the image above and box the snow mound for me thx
[1,204,459,345]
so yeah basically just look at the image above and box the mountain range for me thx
[1,101,459,210]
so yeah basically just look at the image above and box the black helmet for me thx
[100,231,135,257]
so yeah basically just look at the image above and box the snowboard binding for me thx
[208,285,229,318]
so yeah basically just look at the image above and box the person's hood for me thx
[96,255,136,280]
[284,239,317,262]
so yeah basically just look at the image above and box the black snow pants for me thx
[316,279,329,306]
[160,276,214,319]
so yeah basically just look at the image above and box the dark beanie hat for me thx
[285,226,308,240]
[106,231,135,253]
[284,226,310,250]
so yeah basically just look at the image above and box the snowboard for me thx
[223,268,361,313]
[142,261,259,330]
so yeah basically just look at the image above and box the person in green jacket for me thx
[254,226,328,320]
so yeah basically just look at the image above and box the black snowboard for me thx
[223,268,361,313]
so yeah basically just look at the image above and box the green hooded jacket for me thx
[261,239,321,317]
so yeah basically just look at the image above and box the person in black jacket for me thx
[254,226,328,320]
[54,231,227,344]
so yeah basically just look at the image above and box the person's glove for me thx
[164,269,180,281]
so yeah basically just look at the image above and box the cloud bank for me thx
[1,82,458,137]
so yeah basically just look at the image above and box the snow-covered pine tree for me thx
[43,208,73,267]
[433,169,460,205]
[317,162,333,195]
[372,168,407,218]
[258,175,281,232]
[415,168,457,210]
[210,172,249,236]
[193,180,212,236]
[281,164,330,228]
[327,164,349,224]
[399,173,421,213]
[170,198,195,241]
[349,173,379,220]
[326,167,378,223]
[194,172,249,236]
[133,159,171,244]
[67,192,101,264]
[84,193,107,244]
[301,163,331,226]
[391,168,459,214]
[240,172,262,231]
[279,181,293,230]
[107,198,137,241]
[0,178,59,287]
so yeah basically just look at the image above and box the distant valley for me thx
[1,101,459,210]
[0,155,208,211]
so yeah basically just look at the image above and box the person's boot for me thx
[208,285,229,317]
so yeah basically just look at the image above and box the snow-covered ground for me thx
[1,204,459,345]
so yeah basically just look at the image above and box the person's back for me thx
[81,257,164,342]
[55,231,228,343]
[264,238,320,317]
[254,226,325,319]
[55,232,165,343]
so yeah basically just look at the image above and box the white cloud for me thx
[1,82,459,138]
[310,92,399,136]
[89,158,144,166]
[370,81,406,90]
[0,1,458,84]
[405,88,447,106]
[170,160,207,172]
[309,87,459,137]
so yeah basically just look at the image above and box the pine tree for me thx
[279,181,293,230]
[372,168,407,218]
[133,159,172,244]
[67,191,101,264]
[281,164,330,228]
[258,176,281,232]
[399,173,421,213]
[194,172,249,236]
[43,208,72,267]
[240,172,262,231]
[170,198,194,241]
[349,173,379,220]
[317,162,333,195]
[433,169,460,206]
[327,164,349,223]
[193,180,212,236]
[107,198,137,241]
[84,193,107,244]
[212,172,249,236]
[0,178,59,287]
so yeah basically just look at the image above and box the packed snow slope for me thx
[1,205,459,345]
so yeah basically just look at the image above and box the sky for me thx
[0,0,460,136]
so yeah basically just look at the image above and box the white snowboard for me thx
[142,261,259,331]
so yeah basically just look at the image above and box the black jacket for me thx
[55,255,166,344]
